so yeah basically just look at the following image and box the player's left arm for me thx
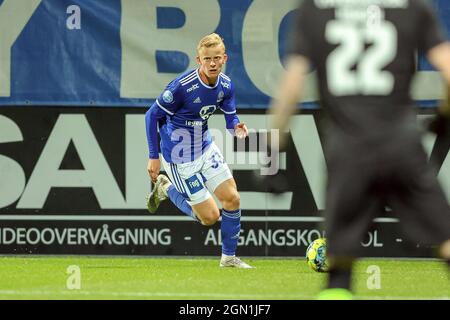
[428,42,450,116]
[418,0,450,134]
[221,81,248,139]
[252,56,308,194]
[267,0,312,149]
[426,42,450,136]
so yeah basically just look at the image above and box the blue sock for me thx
[221,209,241,256]
[167,185,196,221]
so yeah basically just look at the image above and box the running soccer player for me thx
[145,33,252,268]
[267,0,450,298]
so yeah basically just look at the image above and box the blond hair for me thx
[196,33,226,53]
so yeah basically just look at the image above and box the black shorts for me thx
[324,128,450,257]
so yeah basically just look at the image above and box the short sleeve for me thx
[155,80,183,115]
[287,0,313,59]
[416,0,446,53]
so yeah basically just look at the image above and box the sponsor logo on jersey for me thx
[186,83,199,93]
[162,90,174,103]
[193,97,202,104]
[221,81,230,89]
[185,120,203,126]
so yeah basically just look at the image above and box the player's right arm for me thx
[145,103,165,182]
[145,82,183,182]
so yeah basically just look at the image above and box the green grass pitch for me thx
[0,256,448,300]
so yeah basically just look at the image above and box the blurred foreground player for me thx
[145,33,252,268]
[268,0,450,298]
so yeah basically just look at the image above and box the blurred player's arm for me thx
[268,0,311,149]
[258,1,310,192]
[255,55,309,194]
[428,42,450,116]
[268,55,310,149]
[426,42,450,135]
[418,0,450,133]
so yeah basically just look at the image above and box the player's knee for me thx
[200,210,220,226]
[223,192,240,210]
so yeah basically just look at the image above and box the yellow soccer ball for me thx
[305,238,329,273]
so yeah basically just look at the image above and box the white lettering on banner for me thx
[204,228,389,248]
[120,0,220,98]
[361,231,384,248]
[0,226,172,246]
[0,0,41,97]
[205,228,307,247]
[0,116,26,208]
[66,5,81,30]
[17,114,127,209]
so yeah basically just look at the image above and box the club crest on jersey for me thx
[217,91,224,103]
[199,105,217,120]
[162,90,174,103]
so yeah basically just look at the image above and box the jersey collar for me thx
[196,68,220,89]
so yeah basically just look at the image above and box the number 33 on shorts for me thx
[209,151,224,169]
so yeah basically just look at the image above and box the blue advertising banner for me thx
[0,0,448,108]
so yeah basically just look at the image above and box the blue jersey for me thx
[145,69,240,163]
